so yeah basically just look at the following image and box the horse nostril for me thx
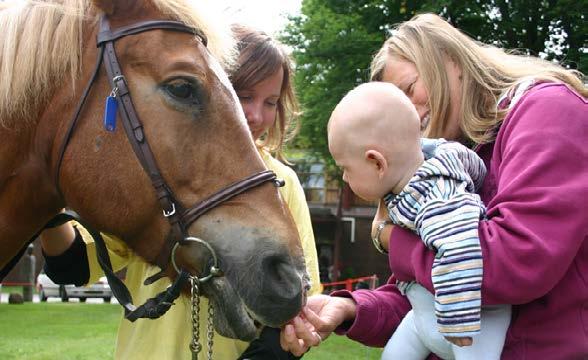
[263,255,286,282]
[261,254,300,300]
[245,252,306,327]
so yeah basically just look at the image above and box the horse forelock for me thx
[0,0,90,128]
[0,0,236,129]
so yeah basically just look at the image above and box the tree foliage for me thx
[438,0,587,70]
[280,0,586,174]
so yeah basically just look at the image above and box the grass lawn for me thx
[305,335,383,360]
[0,302,119,360]
[0,292,382,360]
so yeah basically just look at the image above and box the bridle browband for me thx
[51,15,283,321]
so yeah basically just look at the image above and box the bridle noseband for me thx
[52,15,283,321]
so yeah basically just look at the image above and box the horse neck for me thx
[0,17,102,266]
[0,119,65,268]
[0,44,96,237]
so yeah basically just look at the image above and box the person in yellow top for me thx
[40,24,320,360]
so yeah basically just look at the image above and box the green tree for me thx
[438,0,587,71]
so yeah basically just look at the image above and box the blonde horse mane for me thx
[0,0,235,128]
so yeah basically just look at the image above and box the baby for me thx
[327,82,511,360]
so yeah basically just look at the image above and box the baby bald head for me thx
[328,82,421,158]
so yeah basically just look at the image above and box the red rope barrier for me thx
[0,282,35,286]
[321,275,379,291]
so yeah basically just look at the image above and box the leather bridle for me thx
[51,15,283,320]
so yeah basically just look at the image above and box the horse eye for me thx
[164,79,199,102]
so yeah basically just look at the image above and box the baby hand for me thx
[445,336,473,347]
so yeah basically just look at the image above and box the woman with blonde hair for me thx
[370,13,587,142]
[281,13,587,360]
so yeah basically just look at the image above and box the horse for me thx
[0,0,308,341]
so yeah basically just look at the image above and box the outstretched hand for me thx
[280,294,357,356]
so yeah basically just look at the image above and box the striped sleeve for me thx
[386,146,486,337]
[416,191,484,337]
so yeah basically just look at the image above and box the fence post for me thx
[22,244,35,302]
[345,279,353,291]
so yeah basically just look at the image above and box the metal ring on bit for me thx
[171,237,222,283]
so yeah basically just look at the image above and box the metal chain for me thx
[189,276,215,360]
[190,277,202,360]
[206,301,215,360]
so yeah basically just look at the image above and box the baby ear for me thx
[365,150,387,176]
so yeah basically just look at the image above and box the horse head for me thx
[0,0,308,340]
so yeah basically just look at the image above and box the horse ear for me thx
[92,0,115,15]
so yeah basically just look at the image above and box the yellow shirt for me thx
[79,151,320,360]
